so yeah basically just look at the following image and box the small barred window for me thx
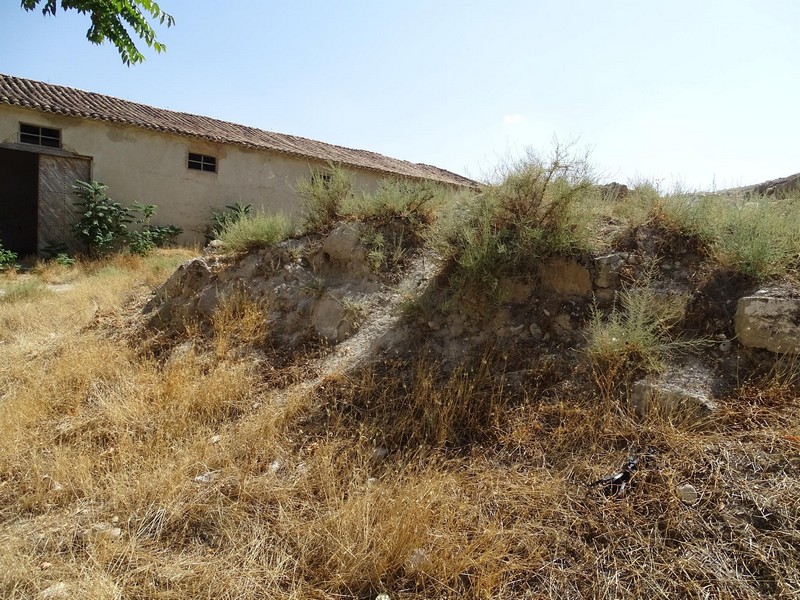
[188,152,217,173]
[19,123,61,148]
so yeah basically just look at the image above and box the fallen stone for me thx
[91,523,122,541]
[406,548,431,572]
[39,582,69,599]
[310,295,344,340]
[734,287,800,353]
[371,447,389,462]
[593,253,627,289]
[630,364,718,418]
[593,287,616,307]
[193,471,217,484]
[319,223,369,273]
[676,483,699,505]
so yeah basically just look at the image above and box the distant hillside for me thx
[726,172,800,197]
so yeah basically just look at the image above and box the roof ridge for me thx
[0,73,479,187]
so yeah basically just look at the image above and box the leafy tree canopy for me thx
[21,1,174,66]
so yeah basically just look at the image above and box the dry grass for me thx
[1,246,799,599]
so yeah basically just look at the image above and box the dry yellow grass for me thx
[1,249,799,599]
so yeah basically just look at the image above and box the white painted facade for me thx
[0,104,386,247]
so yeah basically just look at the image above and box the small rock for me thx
[268,460,283,474]
[593,287,616,306]
[210,434,221,444]
[600,181,629,199]
[427,320,440,331]
[193,471,217,484]
[42,475,64,493]
[371,447,389,462]
[528,323,543,338]
[375,594,391,600]
[406,548,430,572]
[93,524,122,541]
[593,253,627,288]
[553,313,573,333]
[39,562,53,570]
[204,239,226,254]
[676,483,699,505]
[39,582,69,599]
[367,477,378,486]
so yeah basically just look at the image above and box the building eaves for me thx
[0,73,479,188]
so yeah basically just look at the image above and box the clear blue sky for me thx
[2,1,799,189]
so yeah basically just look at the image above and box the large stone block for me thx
[539,257,592,298]
[734,287,800,353]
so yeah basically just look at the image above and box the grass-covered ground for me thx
[1,155,799,598]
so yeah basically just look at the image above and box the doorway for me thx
[0,148,38,255]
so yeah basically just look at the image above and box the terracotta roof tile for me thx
[0,73,478,187]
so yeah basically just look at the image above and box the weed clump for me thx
[436,145,600,300]
[0,279,50,304]
[647,193,800,279]
[586,280,691,374]
[216,211,294,252]
[297,163,355,232]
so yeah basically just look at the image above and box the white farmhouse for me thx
[0,73,475,255]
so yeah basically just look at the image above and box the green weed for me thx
[217,211,294,252]
[436,145,601,300]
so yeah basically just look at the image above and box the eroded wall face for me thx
[0,106,387,245]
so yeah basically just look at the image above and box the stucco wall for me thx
[0,105,386,245]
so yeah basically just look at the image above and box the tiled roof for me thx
[0,73,478,187]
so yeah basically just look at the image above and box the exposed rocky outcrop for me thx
[724,172,800,198]
[140,217,800,425]
[600,182,630,200]
[744,172,800,197]
[144,233,382,348]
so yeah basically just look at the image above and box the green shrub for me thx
[707,197,800,278]
[72,180,131,256]
[342,178,441,223]
[297,163,354,232]
[436,145,599,299]
[585,273,698,374]
[0,240,18,272]
[127,202,183,256]
[54,253,76,266]
[650,194,800,279]
[217,211,294,252]
[72,181,182,257]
